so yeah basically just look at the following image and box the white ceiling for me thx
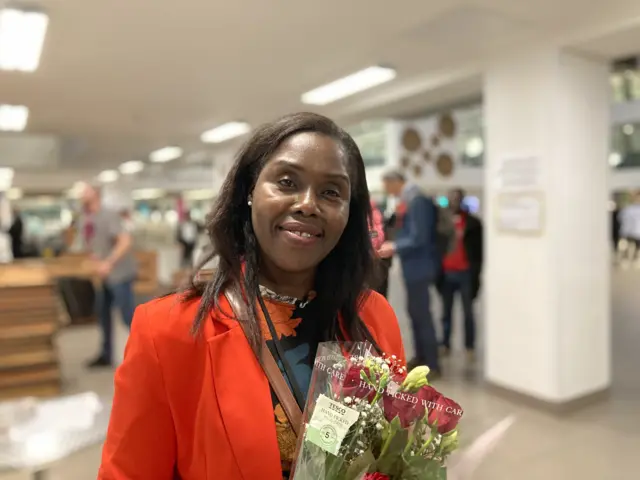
[4,0,640,190]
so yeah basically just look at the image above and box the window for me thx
[347,120,386,167]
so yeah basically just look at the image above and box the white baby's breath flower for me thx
[344,397,353,405]
[376,423,383,430]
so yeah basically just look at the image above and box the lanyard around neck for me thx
[257,294,306,411]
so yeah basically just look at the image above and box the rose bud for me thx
[401,365,431,392]
[427,396,463,434]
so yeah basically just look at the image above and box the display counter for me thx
[40,250,159,296]
[0,265,63,400]
[0,250,160,400]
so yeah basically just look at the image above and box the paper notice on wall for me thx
[495,193,544,234]
[495,156,541,191]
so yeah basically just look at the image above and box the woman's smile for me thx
[277,227,323,247]
[277,220,324,247]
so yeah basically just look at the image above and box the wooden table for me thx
[0,265,63,400]
[0,251,160,400]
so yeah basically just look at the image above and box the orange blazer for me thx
[98,291,406,480]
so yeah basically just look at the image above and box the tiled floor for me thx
[2,266,638,479]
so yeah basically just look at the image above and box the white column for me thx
[483,47,611,406]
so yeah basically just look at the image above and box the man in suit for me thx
[378,169,441,375]
[437,188,483,360]
[7,209,23,259]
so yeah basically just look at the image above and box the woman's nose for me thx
[295,189,320,216]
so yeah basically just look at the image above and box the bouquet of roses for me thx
[291,342,463,480]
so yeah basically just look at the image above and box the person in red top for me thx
[439,188,483,358]
[368,199,385,251]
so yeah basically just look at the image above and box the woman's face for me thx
[251,131,351,276]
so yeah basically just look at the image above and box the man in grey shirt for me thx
[79,184,137,368]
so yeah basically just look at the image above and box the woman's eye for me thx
[324,189,340,198]
[278,178,295,188]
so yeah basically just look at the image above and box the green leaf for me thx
[401,455,444,480]
[344,450,376,480]
[376,417,409,476]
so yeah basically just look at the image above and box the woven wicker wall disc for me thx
[438,113,456,138]
[402,128,422,152]
[436,153,454,177]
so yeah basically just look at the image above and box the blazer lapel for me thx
[208,324,282,480]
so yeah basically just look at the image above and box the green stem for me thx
[403,425,418,456]
[379,424,397,458]
[417,431,435,457]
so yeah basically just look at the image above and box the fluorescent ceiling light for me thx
[0,9,49,72]
[150,146,183,163]
[0,167,14,191]
[119,160,144,175]
[301,66,396,105]
[0,104,28,131]
[98,170,118,183]
[201,121,251,144]
[0,166,14,179]
[132,188,164,200]
[6,187,22,200]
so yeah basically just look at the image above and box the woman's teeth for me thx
[291,231,313,238]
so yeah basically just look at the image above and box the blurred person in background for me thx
[79,183,137,368]
[177,210,200,267]
[377,205,399,298]
[99,113,405,479]
[378,169,441,376]
[611,201,621,253]
[7,209,24,259]
[619,191,640,264]
[437,188,483,360]
[369,198,389,296]
[369,199,384,251]
[119,209,135,234]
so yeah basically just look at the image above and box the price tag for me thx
[306,394,360,455]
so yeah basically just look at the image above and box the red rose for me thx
[416,385,442,405]
[333,365,376,401]
[382,389,425,428]
[362,474,390,480]
[427,396,463,434]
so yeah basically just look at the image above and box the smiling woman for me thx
[98,112,405,480]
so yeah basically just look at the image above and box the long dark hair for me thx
[183,112,376,355]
